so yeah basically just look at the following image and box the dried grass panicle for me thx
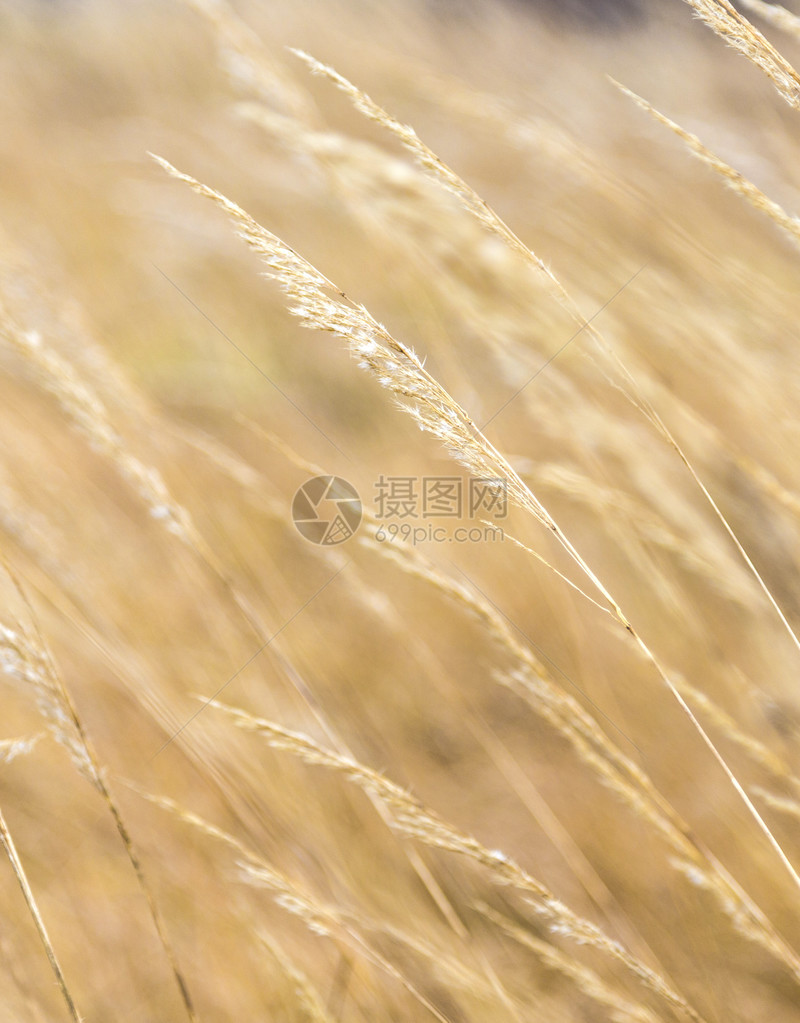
[533,463,754,607]
[133,784,462,1023]
[477,902,661,1023]
[495,666,694,857]
[0,291,194,543]
[752,787,800,824]
[362,530,692,849]
[182,0,314,120]
[290,49,562,294]
[739,0,800,41]
[682,0,800,108]
[0,574,199,1022]
[612,81,800,249]
[671,857,800,968]
[0,734,42,765]
[360,508,800,979]
[151,156,555,533]
[677,678,800,790]
[255,929,334,1023]
[159,72,800,1000]
[0,618,94,783]
[156,153,665,696]
[209,698,706,1023]
[284,46,800,691]
[236,100,469,250]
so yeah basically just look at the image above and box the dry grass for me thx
[2,0,800,1020]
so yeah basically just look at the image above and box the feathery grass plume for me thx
[676,677,800,791]
[495,663,800,987]
[289,49,566,298]
[152,155,653,642]
[288,45,800,674]
[740,0,800,41]
[190,0,514,354]
[236,97,571,433]
[360,521,687,846]
[182,0,315,120]
[403,66,624,196]
[255,31,800,706]
[0,805,81,1023]
[235,100,473,252]
[0,734,42,764]
[0,616,93,785]
[149,158,592,567]
[288,45,800,663]
[476,902,661,1023]
[190,1,569,417]
[0,289,194,544]
[208,697,707,1023]
[611,81,800,250]
[533,462,753,608]
[288,46,659,422]
[255,930,335,1023]
[670,856,800,967]
[128,783,474,1023]
[596,87,800,665]
[682,0,800,108]
[358,528,658,803]
[240,865,457,1023]
[0,567,199,1022]
[0,273,359,839]
[752,788,800,824]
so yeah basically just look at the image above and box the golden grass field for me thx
[2,0,800,1019]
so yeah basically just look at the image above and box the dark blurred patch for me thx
[505,0,646,28]
[428,0,647,31]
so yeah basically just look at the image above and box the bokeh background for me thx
[2,0,800,1020]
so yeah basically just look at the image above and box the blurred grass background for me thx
[2,0,800,1020]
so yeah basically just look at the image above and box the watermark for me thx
[375,475,507,521]
[292,474,507,546]
[375,522,505,546]
[292,476,362,546]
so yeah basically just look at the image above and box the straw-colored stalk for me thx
[0,568,198,1023]
[0,805,81,1023]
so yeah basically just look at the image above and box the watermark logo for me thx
[292,476,362,546]
[292,474,507,546]
[375,475,507,520]
[374,522,504,545]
